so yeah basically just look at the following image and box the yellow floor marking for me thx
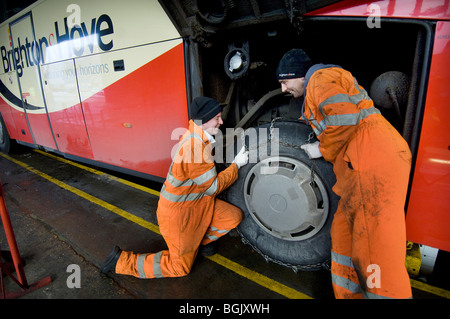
[0,151,311,299]
[5,151,449,299]
[410,279,450,299]
[208,254,312,299]
[1,152,161,235]
[33,149,160,197]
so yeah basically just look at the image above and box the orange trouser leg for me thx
[330,209,363,299]
[331,200,412,299]
[330,120,412,299]
[115,199,242,279]
[201,199,242,246]
[115,207,206,278]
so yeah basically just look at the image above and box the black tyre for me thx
[0,114,11,154]
[225,120,339,270]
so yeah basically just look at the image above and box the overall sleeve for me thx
[304,68,377,163]
[180,140,239,197]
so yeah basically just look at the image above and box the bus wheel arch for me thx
[0,114,11,154]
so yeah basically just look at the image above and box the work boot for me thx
[200,242,218,257]
[100,246,122,274]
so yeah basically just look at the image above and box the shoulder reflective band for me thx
[311,106,380,136]
[309,78,379,136]
[161,133,219,203]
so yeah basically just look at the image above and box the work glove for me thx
[300,141,323,159]
[233,146,249,168]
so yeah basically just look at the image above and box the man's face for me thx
[201,112,223,135]
[279,77,305,98]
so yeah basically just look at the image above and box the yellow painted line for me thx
[411,279,450,299]
[12,151,449,300]
[0,151,311,299]
[208,254,312,299]
[33,149,160,197]
[0,152,161,235]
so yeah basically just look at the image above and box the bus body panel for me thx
[42,59,94,159]
[80,42,187,177]
[406,21,450,252]
[0,0,188,179]
[9,12,58,151]
[307,0,450,20]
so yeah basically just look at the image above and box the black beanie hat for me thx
[276,49,312,80]
[190,96,223,123]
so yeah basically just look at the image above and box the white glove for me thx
[233,146,249,168]
[300,141,323,159]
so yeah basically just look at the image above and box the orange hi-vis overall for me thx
[115,120,242,278]
[303,66,412,299]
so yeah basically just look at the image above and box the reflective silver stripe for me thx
[205,234,220,241]
[324,106,380,126]
[331,251,362,294]
[211,226,229,234]
[318,91,371,116]
[314,106,380,135]
[166,173,194,188]
[161,132,215,202]
[192,166,217,185]
[309,77,379,136]
[331,251,354,268]
[331,273,362,294]
[308,110,323,136]
[362,290,396,299]
[165,156,216,189]
[153,251,164,278]
[204,226,229,241]
[204,177,218,196]
[331,251,399,299]
[137,254,147,279]
[160,187,206,202]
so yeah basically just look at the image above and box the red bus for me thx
[1,0,449,274]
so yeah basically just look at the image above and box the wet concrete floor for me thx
[0,146,448,305]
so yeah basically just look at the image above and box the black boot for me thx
[100,246,122,273]
[200,242,218,257]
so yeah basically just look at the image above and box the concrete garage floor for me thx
[0,145,449,307]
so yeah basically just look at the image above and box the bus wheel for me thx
[0,115,11,154]
[225,121,339,271]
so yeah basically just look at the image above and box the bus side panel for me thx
[306,0,450,20]
[406,21,450,252]
[0,59,34,144]
[42,60,94,159]
[9,12,58,151]
[45,103,94,159]
[80,42,188,178]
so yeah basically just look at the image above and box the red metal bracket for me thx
[0,180,52,299]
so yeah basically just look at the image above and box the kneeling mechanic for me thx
[100,96,249,278]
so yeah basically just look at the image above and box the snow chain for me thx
[237,228,331,272]
[236,118,331,272]
[269,117,318,186]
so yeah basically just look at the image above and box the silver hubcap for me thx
[243,156,329,241]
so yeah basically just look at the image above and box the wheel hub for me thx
[243,156,329,241]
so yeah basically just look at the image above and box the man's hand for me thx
[300,141,322,159]
[233,146,249,168]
